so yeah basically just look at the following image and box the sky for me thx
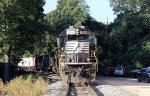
[43,0,116,24]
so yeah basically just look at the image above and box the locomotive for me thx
[53,26,98,84]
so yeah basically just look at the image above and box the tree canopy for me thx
[104,0,150,69]
[0,0,45,61]
[45,0,89,35]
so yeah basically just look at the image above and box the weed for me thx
[0,74,49,96]
[0,79,4,95]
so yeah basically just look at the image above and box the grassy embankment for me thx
[0,74,49,96]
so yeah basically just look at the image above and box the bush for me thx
[1,75,49,96]
[32,77,49,96]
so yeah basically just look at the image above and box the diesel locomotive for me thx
[53,26,98,84]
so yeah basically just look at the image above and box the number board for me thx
[80,31,87,34]
[66,31,76,35]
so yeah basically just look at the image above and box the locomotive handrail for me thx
[89,50,98,71]
[59,54,65,70]
[93,50,98,71]
[59,55,65,57]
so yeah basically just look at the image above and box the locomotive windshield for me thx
[68,35,88,41]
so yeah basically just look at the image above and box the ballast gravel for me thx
[43,74,63,96]
[44,81,63,96]
[43,73,138,96]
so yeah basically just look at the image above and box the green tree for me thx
[110,0,150,14]
[106,0,150,69]
[0,0,45,82]
[0,0,45,58]
[45,0,89,35]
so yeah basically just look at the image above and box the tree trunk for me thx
[4,48,10,83]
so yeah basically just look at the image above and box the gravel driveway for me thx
[96,76,150,96]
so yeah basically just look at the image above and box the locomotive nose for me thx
[55,26,98,84]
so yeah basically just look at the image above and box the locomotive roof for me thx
[59,26,93,36]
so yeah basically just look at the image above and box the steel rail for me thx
[88,84,99,96]
[65,83,99,96]
[65,83,70,96]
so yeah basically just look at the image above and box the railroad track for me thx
[65,83,99,96]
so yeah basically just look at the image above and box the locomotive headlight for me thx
[87,58,90,62]
[76,28,79,32]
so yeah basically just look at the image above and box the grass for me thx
[0,79,5,95]
[0,74,49,96]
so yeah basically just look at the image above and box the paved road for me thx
[96,76,150,96]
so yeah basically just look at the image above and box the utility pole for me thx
[107,17,108,25]
[106,17,108,36]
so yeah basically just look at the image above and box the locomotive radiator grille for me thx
[65,41,89,53]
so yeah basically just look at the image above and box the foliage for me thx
[45,0,89,35]
[102,0,150,69]
[0,0,45,60]
[57,0,89,25]
[110,0,150,14]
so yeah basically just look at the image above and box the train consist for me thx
[53,26,98,84]
[18,26,98,84]
[18,54,52,72]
